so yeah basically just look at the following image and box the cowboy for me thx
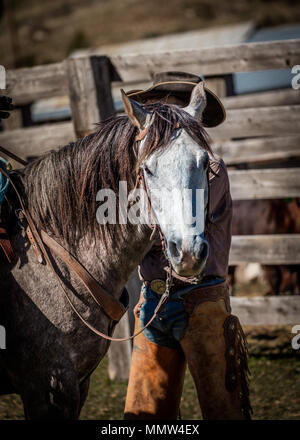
[124,72,251,420]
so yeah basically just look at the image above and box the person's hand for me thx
[0,96,14,120]
[134,289,144,318]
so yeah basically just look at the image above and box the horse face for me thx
[142,131,209,277]
[122,83,210,278]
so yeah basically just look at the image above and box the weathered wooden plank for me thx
[0,122,75,163]
[114,104,300,138]
[66,56,115,138]
[107,269,142,381]
[4,62,67,105]
[229,168,300,200]
[2,108,22,131]
[1,128,299,199]
[118,86,298,112]
[223,88,300,110]
[110,39,300,82]
[213,136,300,165]
[90,56,116,121]
[230,234,300,265]
[126,267,142,334]
[4,39,299,108]
[66,57,100,138]
[206,105,300,139]
[231,296,300,326]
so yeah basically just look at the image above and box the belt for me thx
[144,278,195,295]
[144,276,224,295]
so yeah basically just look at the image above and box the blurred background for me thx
[0,0,300,420]
[0,0,299,68]
[1,0,300,124]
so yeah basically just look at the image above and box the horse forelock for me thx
[22,103,211,246]
[140,102,211,163]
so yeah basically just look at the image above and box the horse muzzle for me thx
[167,237,209,277]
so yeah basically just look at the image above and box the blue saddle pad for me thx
[0,157,10,205]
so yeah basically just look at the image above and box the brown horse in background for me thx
[229,198,300,295]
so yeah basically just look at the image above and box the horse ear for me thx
[183,82,207,121]
[121,89,149,130]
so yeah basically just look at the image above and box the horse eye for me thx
[203,155,209,169]
[144,166,153,176]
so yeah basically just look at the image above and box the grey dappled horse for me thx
[0,83,210,419]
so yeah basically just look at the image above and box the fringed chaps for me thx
[180,297,252,419]
[124,286,252,420]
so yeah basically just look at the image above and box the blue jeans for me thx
[139,277,225,349]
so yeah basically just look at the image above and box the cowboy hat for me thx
[127,71,226,127]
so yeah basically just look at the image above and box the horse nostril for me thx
[169,240,181,259]
[198,240,209,261]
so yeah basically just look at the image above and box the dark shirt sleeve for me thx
[203,156,232,278]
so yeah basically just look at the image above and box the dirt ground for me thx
[0,277,299,420]
[0,354,299,420]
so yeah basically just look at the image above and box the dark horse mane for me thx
[22,102,211,245]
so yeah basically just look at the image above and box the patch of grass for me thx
[80,357,127,420]
[1,355,299,419]
[248,357,300,419]
[0,393,23,420]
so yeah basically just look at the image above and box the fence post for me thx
[66,55,115,138]
[90,56,116,121]
[107,314,132,381]
[107,269,142,381]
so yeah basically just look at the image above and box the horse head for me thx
[122,83,210,278]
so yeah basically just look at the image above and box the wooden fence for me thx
[1,38,300,379]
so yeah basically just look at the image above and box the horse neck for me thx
[21,134,153,296]
[77,224,152,298]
